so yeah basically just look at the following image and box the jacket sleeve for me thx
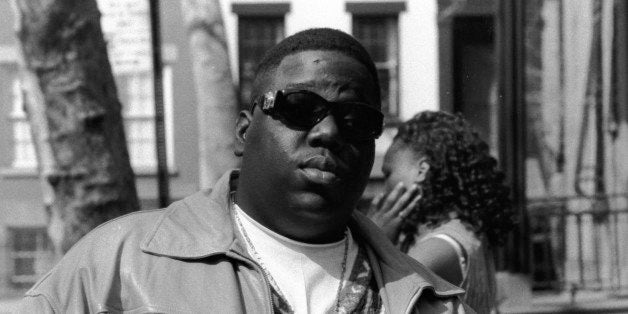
[17,294,57,314]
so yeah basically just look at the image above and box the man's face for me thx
[238,50,379,241]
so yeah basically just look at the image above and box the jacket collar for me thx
[140,170,464,309]
[140,170,238,258]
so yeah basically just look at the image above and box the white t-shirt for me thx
[234,205,358,314]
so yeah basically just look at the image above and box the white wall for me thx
[287,0,351,34]
[398,0,439,119]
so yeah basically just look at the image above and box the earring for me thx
[243,133,246,140]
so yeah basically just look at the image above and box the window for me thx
[233,3,288,110]
[348,2,405,121]
[3,0,174,173]
[99,0,174,172]
[8,227,53,288]
[115,71,157,169]
[9,78,37,169]
[237,17,284,110]
[352,16,400,120]
[7,69,173,171]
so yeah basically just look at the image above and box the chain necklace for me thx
[231,195,349,313]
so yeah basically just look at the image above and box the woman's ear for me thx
[234,110,253,157]
[415,157,430,183]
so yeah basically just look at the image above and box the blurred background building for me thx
[0,0,627,312]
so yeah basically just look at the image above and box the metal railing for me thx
[527,194,628,296]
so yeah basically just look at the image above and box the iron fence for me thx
[527,194,628,296]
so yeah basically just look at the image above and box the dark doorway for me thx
[452,16,496,146]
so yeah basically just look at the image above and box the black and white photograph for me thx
[0,0,627,313]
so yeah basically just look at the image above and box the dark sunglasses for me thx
[251,89,384,141]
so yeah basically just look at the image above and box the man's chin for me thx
[281,192,355,243]
[292,190,329,207]
[290,192,342,219]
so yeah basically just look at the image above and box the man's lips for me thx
[300,168,338,185]
[298,155,348,185]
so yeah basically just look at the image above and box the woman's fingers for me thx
[371,182,421,219]
[371,193,384,207]
[398,193,422,219]
[390,184,419,216]
[380,182,406,212]
[367,193,384,216]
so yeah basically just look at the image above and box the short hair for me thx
[393,111,515,249]
[251,28,380,105]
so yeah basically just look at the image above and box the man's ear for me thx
[415,157,430,183]
[234,110,253,157]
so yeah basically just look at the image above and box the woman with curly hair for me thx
[367,110,515,313]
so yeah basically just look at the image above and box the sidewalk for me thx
[0,298,20,314]
[501,291,628,314]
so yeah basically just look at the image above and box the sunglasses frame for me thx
[251,89,384,140]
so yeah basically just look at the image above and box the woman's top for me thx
[407,219,497,314]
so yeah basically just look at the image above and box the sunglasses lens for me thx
[280,92,328,128]
[337,104,383,140]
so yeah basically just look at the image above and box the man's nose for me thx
[306,115,343,150]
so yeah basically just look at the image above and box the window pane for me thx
[12,229,38,251]
[238,16,284,110]
[353,15,399,119]
[14,258,35,276]
[11,78,25,117]
[9,227,53,286]
[353,17,388,61]
[125,118,156,168]
[9,77,38,169]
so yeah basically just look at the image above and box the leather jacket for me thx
[19,171,471,314]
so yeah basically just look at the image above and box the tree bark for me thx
[14,0,140,253]
[182,0,239,189]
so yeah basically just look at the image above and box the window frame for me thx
[347,2,406,123]
[232,3,289,111]
[8,77,38,170]
[7,226,53,287]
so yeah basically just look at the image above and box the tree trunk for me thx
[14,0,140,254]
[182,0,239,189]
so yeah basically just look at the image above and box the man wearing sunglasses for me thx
[20,28,470,313]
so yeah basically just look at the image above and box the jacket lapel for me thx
[140,171,237,258]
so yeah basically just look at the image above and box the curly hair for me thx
[395,111,515,250]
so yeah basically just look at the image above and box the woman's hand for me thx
[366,182,422,244]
